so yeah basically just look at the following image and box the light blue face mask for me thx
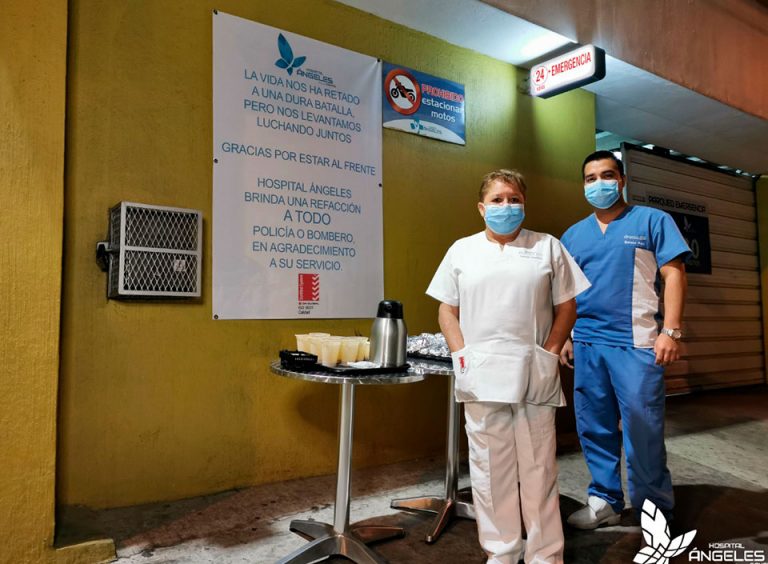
[584,179,621,209]
[483,203,525,235]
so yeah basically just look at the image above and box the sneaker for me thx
[567,496,621,530]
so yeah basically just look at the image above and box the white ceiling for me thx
[336,0,768,175]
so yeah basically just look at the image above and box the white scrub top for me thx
[427,230,590,405]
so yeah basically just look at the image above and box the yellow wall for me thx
[1,3,119,559]
[1,0,65,561]
[58,0,595,508]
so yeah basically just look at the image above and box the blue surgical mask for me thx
[584,179,621,209]
[483,203,525,235]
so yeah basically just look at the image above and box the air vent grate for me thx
[102,202,202,299]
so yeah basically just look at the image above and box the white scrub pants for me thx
[464,401,564,564]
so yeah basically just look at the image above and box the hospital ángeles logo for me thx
[634,500,696,564]
[384,68,421,115]
[274,33,306,75]
[273,33,335,86]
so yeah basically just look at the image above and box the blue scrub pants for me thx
[573,341,674,517]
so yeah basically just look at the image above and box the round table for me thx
[391,357,476,542]
[271,361,425,564]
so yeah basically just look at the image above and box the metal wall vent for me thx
[96,202,203,299]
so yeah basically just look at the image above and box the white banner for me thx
[213,12,383,319]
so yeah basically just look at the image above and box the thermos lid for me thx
[376,300,403,319]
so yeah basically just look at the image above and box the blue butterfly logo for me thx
[274,34,306,75]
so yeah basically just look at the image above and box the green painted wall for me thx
[59,0,595,508]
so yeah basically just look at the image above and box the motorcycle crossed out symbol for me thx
[384,68,421,116]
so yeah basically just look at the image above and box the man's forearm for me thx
[661,260,687,328]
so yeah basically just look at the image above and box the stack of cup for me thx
[295,333,371,366]
[339,338,360,365]
[356,337,370,362]
[308,333,330,357]
[319,337,343,367]
[295,334,310,355]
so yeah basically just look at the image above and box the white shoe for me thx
[567,496,621,530]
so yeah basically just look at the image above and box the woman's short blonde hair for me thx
[479,169,528,201]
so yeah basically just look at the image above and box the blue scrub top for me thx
[561,205,691,348]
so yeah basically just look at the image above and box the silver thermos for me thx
[369,300,407,368]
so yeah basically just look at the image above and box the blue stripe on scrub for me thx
[573,341,674,516]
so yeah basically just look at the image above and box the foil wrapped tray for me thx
[408,351,451,362]
[407,333,451,362]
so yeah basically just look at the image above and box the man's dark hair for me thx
[582,150,624,179]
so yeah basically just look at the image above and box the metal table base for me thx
[272,364,424,564]
[281,519,404,564]
[390,370,476,543]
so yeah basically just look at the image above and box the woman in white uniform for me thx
[427,170,590,564]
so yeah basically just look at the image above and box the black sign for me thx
[668,211,712,274]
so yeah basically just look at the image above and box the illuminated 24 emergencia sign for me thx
[530,45,606,98]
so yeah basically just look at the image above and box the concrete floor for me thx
[57,385,768,563]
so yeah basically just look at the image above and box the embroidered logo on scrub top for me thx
[623,235,648,247]
[517,250,543,259]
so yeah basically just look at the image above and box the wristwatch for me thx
[660,328,682,341]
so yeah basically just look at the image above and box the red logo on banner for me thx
[298,273,320,302]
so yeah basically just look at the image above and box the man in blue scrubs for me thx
[559,150,690,529]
